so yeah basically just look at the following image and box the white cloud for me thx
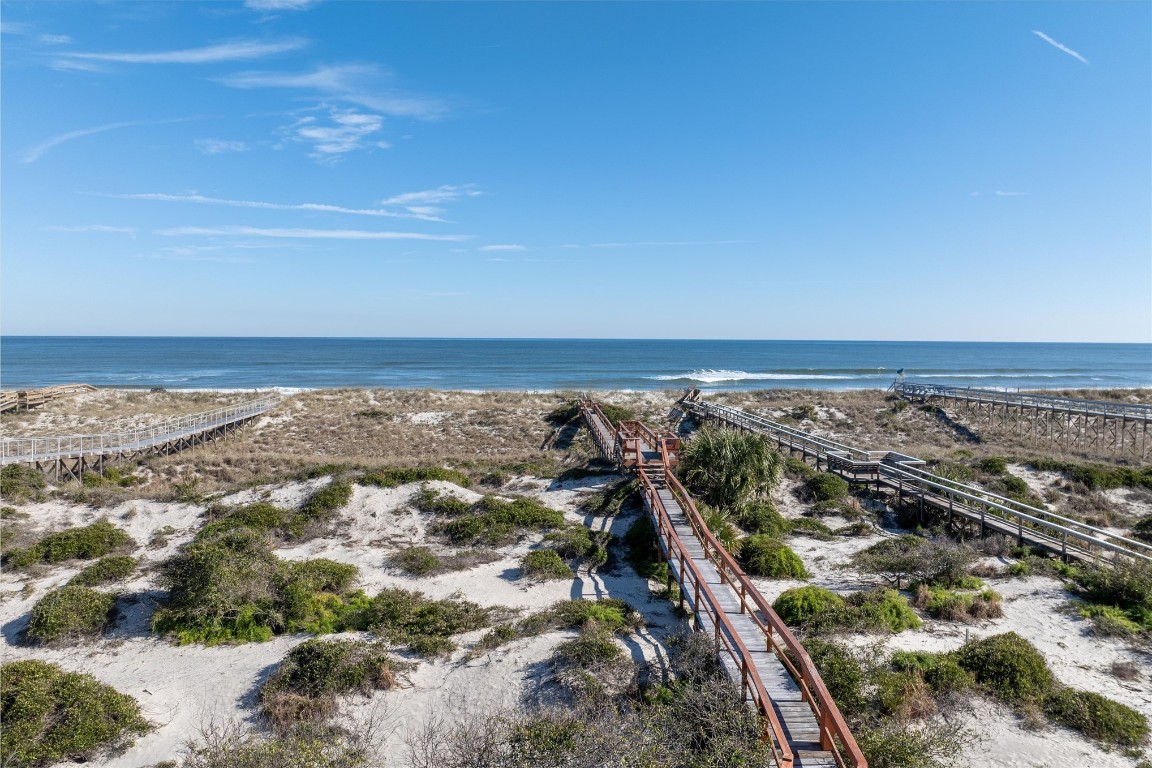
[479,244,526,252]
[245,0,320,9]
[219,64,445,118]
[60,38,305,65]
[44,224,137,236]
[22,122,138,162]
[39,34,71,44]
[588,239,748,248]
[110,192,447,221]
[994,190,1028,197]
[380,185,481,206]
[1032,31,1089,65]
[48,59,104,72]
[195,139,249,154]
[157,225,470,242]
[283,109,388,160]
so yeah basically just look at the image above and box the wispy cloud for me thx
[60,38,305,65]
[994,190,1028,197]
[219,64,446,118]
[44,224,138,236]
[157,225,470,242]
[1032,31,1089,65]
[22,117,200,163]
[284,109,388,160]
[246,0,320,9]
[587,239,749,248]
[479,244,526,252]
[195,139,249,154]
[22,122,139,162]
[48,58,104,72]
[377,185,481,218]
[138,246,257,264]
[109,191,448,221]
[40,33,71,44]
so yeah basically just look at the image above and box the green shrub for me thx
[547,526,610,566]
[196,502,291,540]
[790,517,835,540]
[913,585,1003,622]
[153,529,361,645]
[26,586,117,644]
[1026,458,1152,491]
[432,495,566,545]
[807,472,849,502]
[554,628,622,668]
[784,456,816,480]
[597,403,635,427]
[1132,516,1152,543]
[1069,560,1152,627]
[547,402,580,425]
[5,520,133,569]
[1006,561,1030,577]
[0,464,46,502]
[998,475,1029,498]
[739,536,809,579]
[1044,687,1149,747]
[299,480,353,523]
[623,514,660,578]
[978,456,1008,475]
[521,549,574,581]
[890,651,973,696]
[856,719,966,768]
[68,555,137,586]
[1080,604,1146,637]
[359,466,470,488]
[0,659,150,766]
[476,598,644,652]
[849,588,922,632]
[800,638,865,714]
[390,546,441,576]
[701,505,741,554]
[680,427,782,508]
[954,632,1055,704]
[734,500,790,536]
[259,638,405,729]
[852,535,975,589]
[414,488,474,517]
[773,586,846,627]
[354,588,490,655]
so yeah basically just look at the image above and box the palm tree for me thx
[679,427,782,510]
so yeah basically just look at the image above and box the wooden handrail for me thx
[638,466,795,768]
[660,468,866,767]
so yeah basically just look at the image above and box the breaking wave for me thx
[646,369,857,384]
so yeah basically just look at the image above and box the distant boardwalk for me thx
[681,395,1152,566]
[1,395,277,481]
[0,383,96,414]
[891,380,1151,459]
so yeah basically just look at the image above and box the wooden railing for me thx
[892,380,1152,422]
[649,457,867,767]
[685,400,1152,565]
[1,395,278,464]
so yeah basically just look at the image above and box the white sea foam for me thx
[645,369,856,384]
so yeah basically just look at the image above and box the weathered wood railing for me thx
[1,395,277,464]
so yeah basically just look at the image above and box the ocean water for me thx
[1,337,1149,392]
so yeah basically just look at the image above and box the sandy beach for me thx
[2,387,1150,767]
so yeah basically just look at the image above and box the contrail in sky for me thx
[1032,30,1089,65]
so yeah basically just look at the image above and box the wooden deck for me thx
[684,399,1152,566]
[577,400,864,768]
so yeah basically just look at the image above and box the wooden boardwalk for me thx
[1,395,277,481]
[892,380,1151,458]
[0,384,96,414]
[578,400,864,768]
[683,398,1152,566]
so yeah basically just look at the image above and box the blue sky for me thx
[1,0,1149,341]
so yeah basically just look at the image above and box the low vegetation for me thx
[773,586,920,634]
[259,638,407,730]
[581,477,639,516]
[1026,458,1152,492]
[739,535,809,578]
[520,549,574,581]
[360,466,471,488]
[852,535,977,589]
[680,427,782,509]
[389,545,500,577]
[1067,559,1152,640]
[913,584,1003,622]
[0,659,151,766]
[0,464,46,502]
[4,519,133,569]
[68,555,137,586]
[26,585,118,644]
[806,472,849,502]
[473,598,642,655]
[424,491,567,545]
